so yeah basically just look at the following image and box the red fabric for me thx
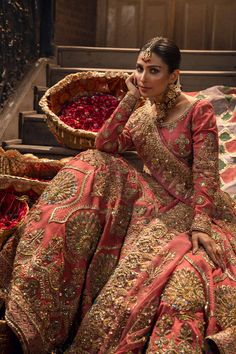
[3,94,236,353]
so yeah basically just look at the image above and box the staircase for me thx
[2,47,236,159]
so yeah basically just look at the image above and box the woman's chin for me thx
[139,91,151,99]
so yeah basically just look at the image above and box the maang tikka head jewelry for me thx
[141,47,152,62]
[141,37,161,62]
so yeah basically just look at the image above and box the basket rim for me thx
[39,71,130,139]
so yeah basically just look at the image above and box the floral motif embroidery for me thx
[40,170,77,204]
[175,133,191,157]
[161,268,205,312]
[159,202,194,233]
[191,213,212,236]
[66,211,101,259]
[127,102,194,202]
[215,285,236,328]
[66,219,177,353]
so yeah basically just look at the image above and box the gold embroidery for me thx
[175,133,191,157]
[16,228,45,257]
[48,167,93,224]
[87,253,118,299]
[127,102,194,201]
[215,285,236,328]
[184,255,211,315]
[193,132,219,183]
[159,202,194,233]
[65,211,101,259]
[66,219,177,353]
[161,269,205,312]
[206,326,236,354]
[40,170,77,204]
[191,213,212,236]
[26,207,42,224]
[178,322,195,343]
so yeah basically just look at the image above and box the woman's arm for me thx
[191,100,219,233]
[95,73,140,153]
[95,92,138,153]
[190,101,225,269]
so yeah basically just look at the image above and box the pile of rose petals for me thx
[0,191,28,231]
[59,93,119,132]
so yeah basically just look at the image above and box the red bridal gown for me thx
[4,93,236,354]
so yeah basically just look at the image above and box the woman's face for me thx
[135,52,178,100]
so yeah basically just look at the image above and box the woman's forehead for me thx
[137,52,166,67]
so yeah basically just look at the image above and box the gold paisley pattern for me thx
[148,314,204,354]
[161,268,205,312]
[66,219,178,353]
[40,170,77,204]
[66,211,101,258]
[215,285,236,328]
[3,95,236,354]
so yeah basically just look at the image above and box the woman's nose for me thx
[140,71,147,83]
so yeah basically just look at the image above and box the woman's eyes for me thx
[136,66,160,74]
[150,68,160,74]
[136,66,143,73]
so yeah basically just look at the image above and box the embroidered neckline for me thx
[148,98,202,128]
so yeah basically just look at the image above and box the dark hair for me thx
[140,37,181,73]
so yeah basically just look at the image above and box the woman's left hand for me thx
[191,231,225,271]
[125,73,140,99]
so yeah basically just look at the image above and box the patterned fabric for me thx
[191,86,236,200]
[2,89,236,354]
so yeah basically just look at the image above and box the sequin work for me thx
[3,93,236,354]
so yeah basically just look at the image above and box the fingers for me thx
[202,240,225,271]
[214,244,226,271]
[125,73,140,98]
[191,232,226,271]
[126,73,136,85]
[192,234,199,254]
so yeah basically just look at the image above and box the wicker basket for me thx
[39,71,129,150]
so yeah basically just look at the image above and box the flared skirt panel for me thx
[4,150,236,354]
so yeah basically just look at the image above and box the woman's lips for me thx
[139,86,151,91]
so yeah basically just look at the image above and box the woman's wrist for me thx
[127,90,140,100]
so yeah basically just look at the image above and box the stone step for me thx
[2,141,79,159]
[33,86,48,114]
[57,46,236,71]
[2,141,143,169]
[19,112,59,146]
[47,65,236,91]
[46,65,132,87]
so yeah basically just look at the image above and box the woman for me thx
[3,37,236,353]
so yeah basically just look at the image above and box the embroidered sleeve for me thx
[95,92,138,153]
[190,101,220,236]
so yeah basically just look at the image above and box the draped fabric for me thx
[2,92,236,353]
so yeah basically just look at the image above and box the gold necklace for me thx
[151,83,181,123]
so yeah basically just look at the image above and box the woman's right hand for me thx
[125,73,140,99]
